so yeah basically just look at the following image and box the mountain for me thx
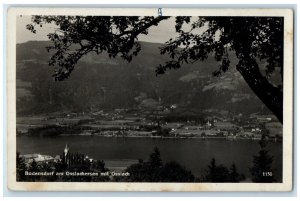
[16,40,273,115]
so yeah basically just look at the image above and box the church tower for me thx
[64,143,69,165]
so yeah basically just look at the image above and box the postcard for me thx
[6,7,293,191]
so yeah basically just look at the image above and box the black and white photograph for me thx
[6,8,293,191]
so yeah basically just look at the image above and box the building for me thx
[214,121,239,131]
[22,153,54,164]
[61,144,91,167]
[54,155,61,162]
[63,143,70,165]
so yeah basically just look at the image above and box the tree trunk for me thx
[236,57,283,123]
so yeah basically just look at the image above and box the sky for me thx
[16,16,203,44]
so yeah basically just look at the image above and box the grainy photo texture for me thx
[7,8,293,191]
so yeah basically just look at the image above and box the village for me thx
[16,106,283,142]
[18,143,138,174]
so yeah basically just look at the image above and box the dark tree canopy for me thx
[204,158,245,182]
[26,16,170,81]
[149,146,163,168]
[125,147,195,182]
[27,16,284,123]
[249,135,276,182]
[16,152,26,181]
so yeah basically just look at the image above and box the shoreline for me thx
[18,134,280,142]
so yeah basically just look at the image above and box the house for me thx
[214,121,239,131]
[54,155,61,162]
[22,154,54,163]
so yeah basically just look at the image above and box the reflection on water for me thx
[17,135,282,180]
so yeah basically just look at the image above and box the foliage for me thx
[157,17,283,123]
[159,161,195,182]
[125,162,154,182]
[204,158,245,182]
[16,152,27,181]
[16,151,110,182]
[125,147,195,182]
[157,17,283,78]
[27,16,284,123]
[28,159,39,172]
[229,163,245,182]
[40,162,57,181]
[249,135,276,182]
[17,149,249,183]
[91,160,110,182]
[149,146,163,168]
[27,159,40,181]
[27,16,170,81]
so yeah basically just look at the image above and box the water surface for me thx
[17,136,283,180]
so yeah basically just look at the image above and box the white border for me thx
[6,7,294,192]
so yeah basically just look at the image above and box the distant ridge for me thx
[16,40,271,115]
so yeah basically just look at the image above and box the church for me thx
[61,144,92,167]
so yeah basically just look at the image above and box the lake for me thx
[17,136,283,181]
